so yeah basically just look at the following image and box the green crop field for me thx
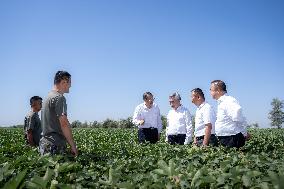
[1,128,284,188]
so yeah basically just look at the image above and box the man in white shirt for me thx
[191,88,218,147]
[210,80,250,148]
[166,92,193,145]
[132,92,163,143]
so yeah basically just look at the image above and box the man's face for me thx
[62,78,71,93]
[33,100,42,112]
[210,84,219,100]
[144,95,154,108]
[191,92,199,106]
[169,97,180,109]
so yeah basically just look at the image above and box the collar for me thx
[30,110,38,115]
[144,102,153,109]
[197,102,206,110]
[217,94,228,104]
[174,105,183,111]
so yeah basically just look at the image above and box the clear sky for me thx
[0,0,283,127]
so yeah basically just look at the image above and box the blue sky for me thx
[0,0,283,127]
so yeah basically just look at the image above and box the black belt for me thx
[168,134,186,136]
[218,133,243,139]
[141,127,157,130]
[196,134,216,140]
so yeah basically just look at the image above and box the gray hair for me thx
[169,92,181,101]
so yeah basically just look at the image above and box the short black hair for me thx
[211,80,227,92]
[191,88,205,100]
[30,96,42,106]
[54,71,71,84]
[143,92,153,100]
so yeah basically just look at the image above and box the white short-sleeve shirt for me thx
[194,102,216,137]
[215,94,247,136]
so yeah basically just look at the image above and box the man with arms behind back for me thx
[210,80,250,148]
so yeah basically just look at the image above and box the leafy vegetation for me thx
[1,128,284,188]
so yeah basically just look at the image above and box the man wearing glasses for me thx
[166,92,193,145]
[132,92,163,143]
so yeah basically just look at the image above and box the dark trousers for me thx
[167,134,186,145]
[218,132,245,148]
[24,133,41,146]
[138,128,159,144]
[39,137,67,155]
[196,134,219,147]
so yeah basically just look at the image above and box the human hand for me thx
[184,137,192,145]
[71,145,78,156]
[245,133,251,141]
[201,144,209,148]
[139,120,145,125]
[184,139,190,145]
[27,132,35,146]
[193,137,197,146]
[165,136,168,142]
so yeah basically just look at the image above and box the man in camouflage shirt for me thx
[24,96,43,146]
[39,71,78,156]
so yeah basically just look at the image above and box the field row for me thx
[0,128,284,188]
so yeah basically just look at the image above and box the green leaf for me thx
[0,162,14,182]
[26,167,54,189]
[117,181,134,189]
[258,182,270,189]
[217,175,226,185]
[50,179,58,189]
[242,175,251,187]
[153,169,167,176]
[44,168,54,181]
[4,169,27,189]
[191,170,202,187]
[169,159,177,176]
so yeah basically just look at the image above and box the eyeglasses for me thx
[146,98,155,101]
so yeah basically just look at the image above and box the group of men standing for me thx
[24,72,249,157]
[24,71,78,156]
[133,80,250,148]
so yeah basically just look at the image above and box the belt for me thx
[218,132,243,139]
[141,127,157,130]
[196,134,216,140]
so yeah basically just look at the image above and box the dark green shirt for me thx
[41,90,68,147]
[24,111,42,146]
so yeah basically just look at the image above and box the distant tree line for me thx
[247,123,259,129]
[4,98,284,129]
[71,117,134,129]
[2,117,167,129]
[5,125,23,128]
[71,116,168,129]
